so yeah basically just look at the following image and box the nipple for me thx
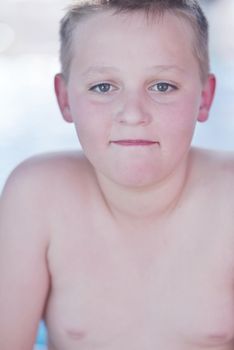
[67,329,86,341]
[206,332,233,344]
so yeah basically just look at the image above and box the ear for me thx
[54,73,73,123]
[197,74,216,123]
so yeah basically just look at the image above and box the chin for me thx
[90,154,168,188]
[109,167,164,189]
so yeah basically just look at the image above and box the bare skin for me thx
[45,149,234,350]
[1,148,234,350]
[1,9,234,350]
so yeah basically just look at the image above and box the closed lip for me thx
[111,140,159,146]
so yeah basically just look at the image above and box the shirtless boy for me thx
[1,0,234,349]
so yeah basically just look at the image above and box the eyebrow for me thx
[81,66,121,77]
[81,64,185,77]
[147,65,186,73]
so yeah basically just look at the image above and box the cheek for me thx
[70,98,112,149]
[155,96,201,167]
[162,96,200,142]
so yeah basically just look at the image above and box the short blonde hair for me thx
[59,0,210,83]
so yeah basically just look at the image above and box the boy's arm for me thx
[0,162,50,350]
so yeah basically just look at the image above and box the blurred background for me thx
[0,0,234,347]
[0,0,234,191]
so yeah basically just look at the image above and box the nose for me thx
[114,92,152,126]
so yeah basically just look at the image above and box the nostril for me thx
[115,112,152,126]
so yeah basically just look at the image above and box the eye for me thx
[150,82,177,93]
[89,83,115,94]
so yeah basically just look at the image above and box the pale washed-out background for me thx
[0,0,234,348]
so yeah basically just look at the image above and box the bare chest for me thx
[45,217,234,350]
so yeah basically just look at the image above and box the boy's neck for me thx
[95,151,192,228]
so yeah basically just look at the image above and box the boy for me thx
[0,0,234,349]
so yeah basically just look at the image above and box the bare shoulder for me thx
[2,150,93,199]
[185,148,234,246]
[3,149,91,182]
[0,151,94,238]
[191,147,234,175]
[189,147,234,201]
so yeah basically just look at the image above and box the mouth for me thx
[110,140,159,146]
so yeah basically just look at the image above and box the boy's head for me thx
[55,0,215,188]
[59,0,209,84]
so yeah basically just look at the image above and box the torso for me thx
[42,148,234,349]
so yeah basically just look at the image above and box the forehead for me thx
[70,9,198,75]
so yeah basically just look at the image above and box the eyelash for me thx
[89,83,116,94]
[88,81,178,94]
[149,82,178,93]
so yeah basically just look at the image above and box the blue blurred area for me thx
[36,321,47,346]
